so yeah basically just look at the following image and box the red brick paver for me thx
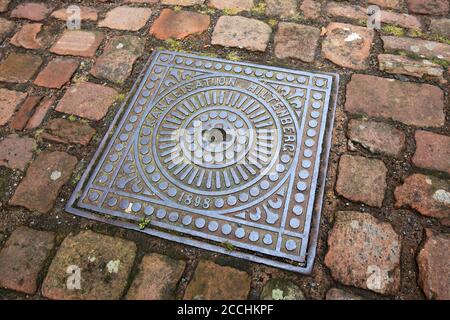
[0,0,10,12]
[417,230,450,300]
[274,22,321,62]
[10,95,42,130]
[126,253,186,300]
[24,97,55,130]
[51,6,98,22]
[212,16,271,52]
[325,211,401,295]
[412,131,450,175]
[347,119,406,157]
[266,0,298,17]
[382,36,450,62]
[325,2,367,21]
[10,2,52,21]
[260,278,305,300]
[91,35,144,84]
[150,9,210,40]
[34,58,78,89]
[99,6,152,31]
[41,118,95,146]
[395,174,450,221]
[406,0,449,15]
[0,227,54,295]
[0,52,42,83]
[208,0,254,12]
[184,261,250,300]
[345,74,445,127]
[322,23,374,70]
[378,54,444,80]
[0,134,36,171]
[42,230,136,300]
[300,0,322,19]
[10,23,45,49]
[0,88,27,126]
[336,155,387,207]
[430,18,450,38]
[9,151,78,213]
[50,30,104,58]
[326,2,422,30]
[55,82,118,121]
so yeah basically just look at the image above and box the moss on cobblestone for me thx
[384,25,450,46]
[430,34,450,46]
[197,5,216,15]
[67,115,77,122]
[138,217,152,230]
[72,74,89,84]
[33,128,44,140]
[222,242,235,252]
[226,52,241,61]
[430,58,450,68]
[260,278,305,300]
[222,8,240,15]
[408,29,425,38]
[115,93,126,103]
[70,172,82,184]
[251,2,266,15]
[357,19,368,27]
[390,49,450,68]
[164,39,184,52]
[290,13,303,22]
[266,18,277,27]
[382,24,405,37]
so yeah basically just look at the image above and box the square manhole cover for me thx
[67,50,339,274]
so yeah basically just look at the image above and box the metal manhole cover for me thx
[67,50,339,274]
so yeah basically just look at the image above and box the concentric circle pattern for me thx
[137,75,299,211]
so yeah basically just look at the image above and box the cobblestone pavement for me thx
[0,0,449,300]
